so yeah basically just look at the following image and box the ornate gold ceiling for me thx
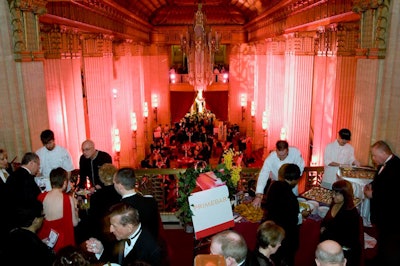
[111,0,283,26]
[40,0,359,44]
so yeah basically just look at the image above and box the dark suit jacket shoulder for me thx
[124,229,162,266]
[101,228,162,266]
[6,167,41,210]
[371,155,400,229]
[121,194,161,239]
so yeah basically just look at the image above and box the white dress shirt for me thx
[124,224,142,257]
[256,147,305,196]
[0,169,9,183]
[36,145,74,178]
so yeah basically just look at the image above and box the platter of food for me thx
[301,186,362,206]
[301,186,333,205]
[339,166,376,179]
[234,203,264,223]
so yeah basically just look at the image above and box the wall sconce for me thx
[240,94,247,121]
[280,127,287,140]
[222,73,229,83]
[170,73,176,83]
[152,95,158,123]
[131,112,137,132]
[113,128,121,167]
[143,102,149,121]
[131,112,137,149]
[250,101,256,117]
[262,111,268,131]
[112,88,118,99]
[262,111,268,159]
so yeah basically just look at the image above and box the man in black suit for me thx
[6,152,42,229]
[3,152,43,252]
[86,203,161,266]
[364,140,400,265]
[79,139,112,189]
[113,167,162,240]
[2,207,55,265]
[113,167,170,265]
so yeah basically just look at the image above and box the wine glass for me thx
[38,178,47,193]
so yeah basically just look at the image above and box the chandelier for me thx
[180,4,220,94]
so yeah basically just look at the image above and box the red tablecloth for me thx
[176,157,195,167]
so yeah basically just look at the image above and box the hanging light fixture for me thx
[180,3,220,114]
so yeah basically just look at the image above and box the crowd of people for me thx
[0,125,399,265]
[0,129,168,265]
[141,119,252,170]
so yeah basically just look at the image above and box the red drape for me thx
[203,91,228,121]
[170,91,196,123]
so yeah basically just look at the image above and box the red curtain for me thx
[170,91,228,123]
[204,91,228,121]
[170,91,196,123]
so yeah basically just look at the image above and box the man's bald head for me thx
[315,240,346,266]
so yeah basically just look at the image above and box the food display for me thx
[339,166,376,179]
[301,186,362,206]
[301,186,333,205]
[234,203,264,223]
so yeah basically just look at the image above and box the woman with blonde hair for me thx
[88,163,121,241]
[252,220,285,266]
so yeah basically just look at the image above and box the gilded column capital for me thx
[8,0,47,61]
[285,32,315,56]
[113,39,134,57]
[336,23,360,56]
[354,0,389,59]
[254,42,267,55]
[82,33,114,57]
[40,24,82,59]
[265,38,285,55]
[131,43,145,56]
[8,0,47,14]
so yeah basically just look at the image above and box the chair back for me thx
[194,254,226,266]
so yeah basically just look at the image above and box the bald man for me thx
[315,240,346,266]
[79,140,112,189]
[210,230,250,266]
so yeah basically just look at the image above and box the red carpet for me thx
[164,228,195,265]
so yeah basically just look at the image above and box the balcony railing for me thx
[169,74,229,84]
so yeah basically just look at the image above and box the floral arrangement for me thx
[176,149,242,225]
[220,148,242,189]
